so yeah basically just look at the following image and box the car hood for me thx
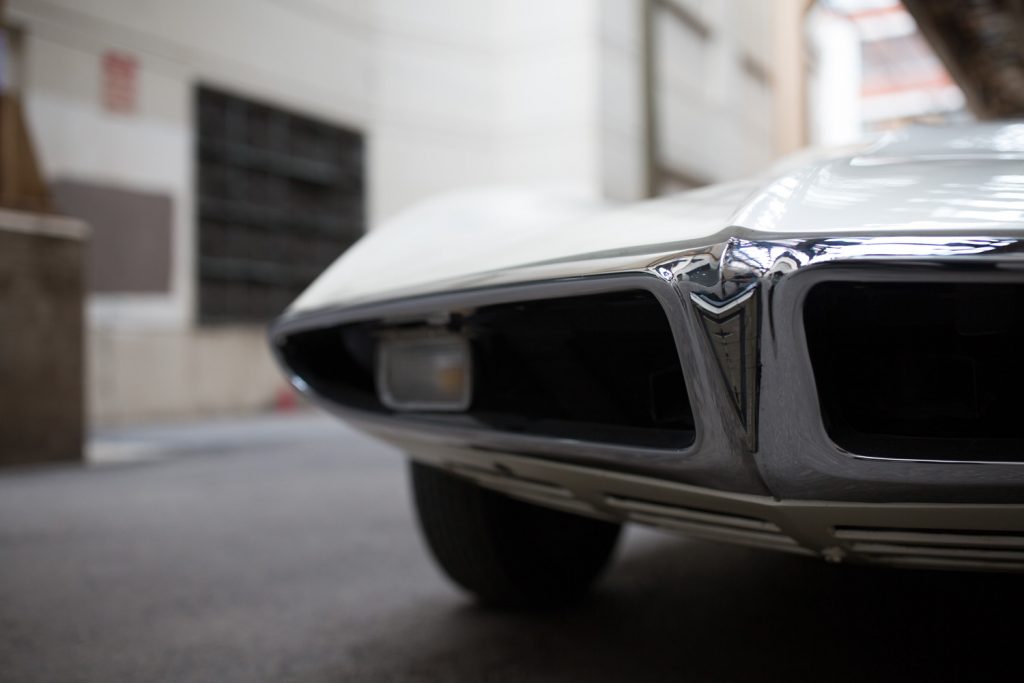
[289,121,1024,315]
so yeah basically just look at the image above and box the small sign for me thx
[102,51,137,114]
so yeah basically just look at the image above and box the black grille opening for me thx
[277,320,379,412]
[468,290,694,448]
[804,281,1024,462]
[277,289,695,449]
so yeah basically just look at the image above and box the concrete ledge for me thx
[0,207,89,241]
[0,210,86,466]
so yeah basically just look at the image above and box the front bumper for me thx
[400,441,1024,573]
[271,231,1024,568]
[272,232,1024,504]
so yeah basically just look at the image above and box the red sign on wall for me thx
[102,51,137,114]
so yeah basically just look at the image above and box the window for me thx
[196,86,364,324]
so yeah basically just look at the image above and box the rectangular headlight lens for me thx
[376,335,472,412]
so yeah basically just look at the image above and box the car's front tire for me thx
[410,461,621,608]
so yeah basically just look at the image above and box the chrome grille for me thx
[835,527,1024,571]
[604,496,812,555]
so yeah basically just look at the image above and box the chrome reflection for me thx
[690,287,760,448]
[647,233,1024,462]
[654,235,1024,287]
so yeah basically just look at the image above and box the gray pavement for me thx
[1,413,1020,682]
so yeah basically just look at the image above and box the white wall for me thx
[9,0,600,423]
[11,0,800,423]
[600,0,795,201]
[371,0,598,217]
[806,5,862,147]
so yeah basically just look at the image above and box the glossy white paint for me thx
[732,121,1024,234]
[289,180,756,312]
[291,121,1024,314]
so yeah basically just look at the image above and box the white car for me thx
[271,121,1024,606]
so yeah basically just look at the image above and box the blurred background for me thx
[5,2,1024,681]
[0,0,984,457]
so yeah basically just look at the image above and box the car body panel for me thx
[271,121,1024,570]
[290,122,1024,316]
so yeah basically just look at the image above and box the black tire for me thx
[410,460,621,607]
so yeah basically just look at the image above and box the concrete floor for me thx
[1,413,1020,682]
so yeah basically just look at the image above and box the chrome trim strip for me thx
[874,557,1024,572]
[833,529,1024,549]
[688,286,757,315]
[848,543,1024,562]
[603,495,782,533]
